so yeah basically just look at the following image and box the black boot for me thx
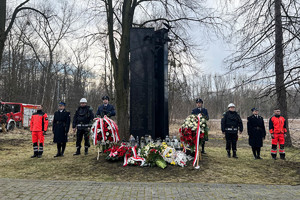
[31,143,38,158]
[61,143,66,156]
[233,150,238,158]
[37,143,43,158]
[85,147,88,155]
[201,142,206,154]
[54,143,62,157]
[252,147,257,159]
[73,147,80,155]
[227,150,231,158]
[271,153,277,160]
[280,153,285,160]
[256,147,262,159]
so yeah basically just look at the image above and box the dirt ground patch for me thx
[0,129,299,185]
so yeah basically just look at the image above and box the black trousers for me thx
[57,143,66,154]
[76,129,90,148]
[251,146,261,157]
[225,132,238,151]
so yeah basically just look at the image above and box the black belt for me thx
[225,128,238,131]
[77,124,90,127]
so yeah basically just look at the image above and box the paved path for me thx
[0,178,299,200]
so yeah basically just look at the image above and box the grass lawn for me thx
[0,130,299,185]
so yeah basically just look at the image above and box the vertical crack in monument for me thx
[130,28,169,140]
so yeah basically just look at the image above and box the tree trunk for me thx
[106,0,136,140]
[274,0,292,146]
[0,0,6,67]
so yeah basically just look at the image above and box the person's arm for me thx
[89,108,94,121]
[238,115,243,133]
[269,117,274,138]
[191,109,196,115]
[247,117,251,135]
[110,105,116,116]
[65,112,71,133]
[262,117,266,138]
[283,118,287,133]
[52,113,56,133]
[221,113,226,133]
[96,106,100,116]
[43,113,49,132]
[205,109,209,120]
[30,115,34,131]
[72,110,78,129]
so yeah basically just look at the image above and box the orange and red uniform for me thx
[30,110,48,157]
[269,115,287,159]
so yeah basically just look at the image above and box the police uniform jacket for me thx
[96,104,116,118]
[53,109,71,143]
[191,107,209,120]
[72,106,94,129]
[247,115,266,147]
[221,111,243,133]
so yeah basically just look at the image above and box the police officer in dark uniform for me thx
[53,102,71,157]
[72,98,94,155]
[96,96,116,118]
[247,108,266,159]
[191,98,209,154]
[221,103,243,158]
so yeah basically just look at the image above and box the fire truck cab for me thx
[0,102,40,131]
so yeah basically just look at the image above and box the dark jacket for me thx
[191,107,209,120]
[247,115,266,147]
[96,104,116,118]
[221,111,243,133]
[53,109,71,143]
[72,106,94,129]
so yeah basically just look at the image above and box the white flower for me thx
[106,132,109,136]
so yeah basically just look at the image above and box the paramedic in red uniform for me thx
[269,108,287,160]
[30,105,48,158]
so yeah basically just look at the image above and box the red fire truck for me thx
[0,101,40,131]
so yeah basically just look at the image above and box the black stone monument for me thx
[130,28,169,140]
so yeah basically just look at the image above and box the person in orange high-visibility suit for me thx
[269,108,287,160]
[30,105,48,158]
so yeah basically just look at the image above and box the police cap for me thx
[251,107,258,112]
[102,96,110,101]
[59,101,66,106]
[196,98,203,103]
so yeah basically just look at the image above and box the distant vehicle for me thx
[0,101,40,131]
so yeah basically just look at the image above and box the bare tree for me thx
[88,0,224,140]
[0,0,47,67]
[224,0,300,146]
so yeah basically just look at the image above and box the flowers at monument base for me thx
[179,114,207,152]
[140,143,167,169]
[179,114,208,167]
[123,146,146,167]
[146,148,167,169]
[161,142,192,167]
[91,116,120,146]
[104,143,132,161]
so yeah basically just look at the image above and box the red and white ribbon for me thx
[110,119,120,142]
[123,146,145,167]
[103,116,115,142]
[93,118,101,145]
[193,115,201,167]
